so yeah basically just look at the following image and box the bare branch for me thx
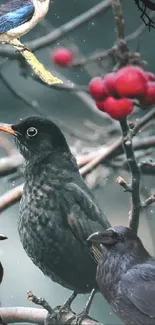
[9,39,62,86]
[0,153,23,176]
[0,184,23,212]
[120,119,141,234]
[0,136,15,156]
[0,307,46,324]
[141,195,155,208]
[132,107,155,135]
[111,0,124,40]
[116,176,132,192]
[0,306,103,325]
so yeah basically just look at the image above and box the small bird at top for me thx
[0,116,110,322]
[88,226,155,325]
[0,234,7,284]
[0,0,50,44]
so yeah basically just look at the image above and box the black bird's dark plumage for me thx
[0,234,7,284]
[88,226,155,325]
[0,116,110,295]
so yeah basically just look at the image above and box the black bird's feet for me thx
[66,289,96,325]
[46,291,78,323]
[57,291,77,313]
[66,310,91,325]
[27,290,78,324]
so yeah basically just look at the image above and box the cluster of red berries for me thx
[51,47,155,121]
[89,66,155,120]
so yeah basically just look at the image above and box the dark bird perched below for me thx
[88,226,155,325]
[0,234,7,284]
[0,116,110,321]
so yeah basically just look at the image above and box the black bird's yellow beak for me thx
[0,234,7,240]
[87,230,117,245]
[0,123,15,135]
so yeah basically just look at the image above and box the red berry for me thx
[103,72,117,95]
[97,96,133,120]
[145,71,155,82]
[96,99,105,110]
[89,77,108,100]
[140,82,155,107]
[115,65,147,98]
[51,47,73,66]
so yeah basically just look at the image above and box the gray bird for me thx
[88,225,155,325]
[0,116,110,321]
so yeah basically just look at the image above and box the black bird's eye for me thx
[26,127,38,138]
[112,230,123,241]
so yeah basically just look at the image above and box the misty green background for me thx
[0,1,155,324]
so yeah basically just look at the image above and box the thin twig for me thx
[27,291,53,314]
[116,176,132,192]
[132,107,155,135]
[111,0,124,40]
[120,119,141,233]
[141,195,155,208]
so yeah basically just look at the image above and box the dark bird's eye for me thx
[112,230,123,241]
[116,232,124,241]
[26,127,38,137]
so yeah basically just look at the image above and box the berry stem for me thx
[111,0,124,40]
[119,119,141,234]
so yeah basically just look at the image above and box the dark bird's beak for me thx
[87,230,117,245]
[0,234,7,240]
[0,123,16,135]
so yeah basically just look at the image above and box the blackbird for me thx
[0,116,110,320]
[0,234,7,284]
[88,225,155,325]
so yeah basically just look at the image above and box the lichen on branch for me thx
[9,39,63,85]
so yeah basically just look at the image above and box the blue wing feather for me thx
[0,0,34,33]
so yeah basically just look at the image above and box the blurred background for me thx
[0,0,155,324]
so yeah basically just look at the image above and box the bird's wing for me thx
[121,262,155,317]
[65,182,110,229]
[0,0,34,33]
[64,182,109,263]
